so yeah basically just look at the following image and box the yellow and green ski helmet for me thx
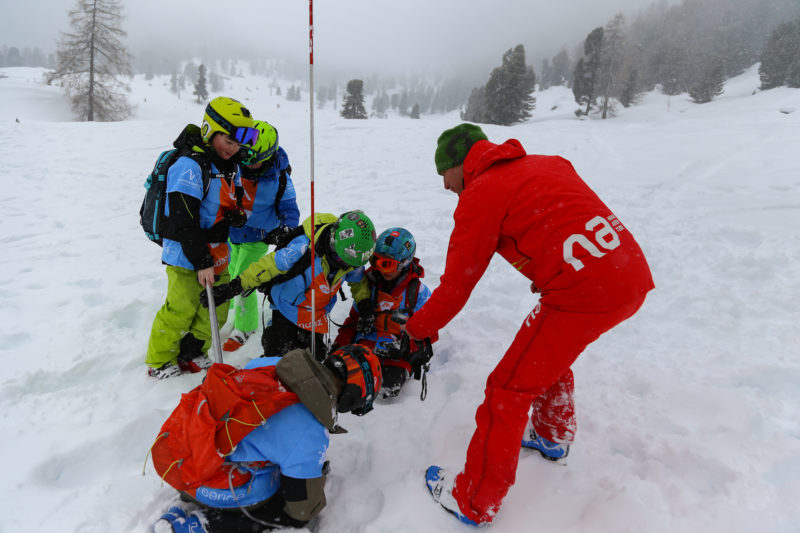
[242,120,279,166]
[201,96,257,145]
[330,211,377,267]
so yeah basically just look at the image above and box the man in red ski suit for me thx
[410,124,654,526]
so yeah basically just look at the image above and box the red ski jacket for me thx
[405,139,654,340]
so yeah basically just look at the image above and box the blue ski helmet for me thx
[373,227,416,272]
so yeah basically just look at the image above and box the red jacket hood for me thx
[463,139,527,188]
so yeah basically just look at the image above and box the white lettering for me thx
[562,214,621,272]
[298,318,325,329]
[587,216,621,251]
[524,303,542,327]
[563,234,604,272]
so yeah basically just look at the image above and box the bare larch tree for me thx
[47,0,134,121]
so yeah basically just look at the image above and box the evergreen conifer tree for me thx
[540,58,552,90]
[6,47,22,67]
[759,18,800,89]
[46,0,133,121]
[689,60,725,103]
[573,27,604,116]
[169,71,179,96]
[209,71,224,92]
[599,14,627,119]
[183,62,198,85]
[193,64,209,103]
[341,79,367,119]
[619,69,639,107]
[410,103,420,119]
[551,49,571,87]
[787,59,800,88]
[484,44,536,125]
[461,86,488,123]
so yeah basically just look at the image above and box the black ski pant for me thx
[261,309,326,360]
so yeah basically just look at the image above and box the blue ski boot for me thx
[152,506,208,533]
[425,466,482,527]
[521,426,570,461]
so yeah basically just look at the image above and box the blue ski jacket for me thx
[229,148,300,244]
[161,155,241,271]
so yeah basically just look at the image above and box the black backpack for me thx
[140,125,210,246]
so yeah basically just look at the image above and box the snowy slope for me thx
[1,65,799,533]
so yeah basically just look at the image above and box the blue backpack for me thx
[139,126,210,246]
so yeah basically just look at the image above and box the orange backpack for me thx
[150,363,300,493]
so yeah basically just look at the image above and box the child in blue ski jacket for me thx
[224,120,300,353]
[202,211,377,359]
[145,96,257,379]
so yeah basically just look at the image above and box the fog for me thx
[2,0,679,77]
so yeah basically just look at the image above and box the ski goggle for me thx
[232,126,260,146]
[370,254,401,274]
[241,143,278,166]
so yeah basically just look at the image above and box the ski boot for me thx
[153,506,208,533]
[521,425,570,461]
[425,466,481,527]
[223,329,254,352]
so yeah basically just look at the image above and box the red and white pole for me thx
[308,0,317,361]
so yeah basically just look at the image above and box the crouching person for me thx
[150,345,382,532]
[201,211,377,359]
[333,227,437,398]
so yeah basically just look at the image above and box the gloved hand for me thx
[390,310,408,326]
[380,342,407,361]
[356,299,375,334]
[200,277,243,308]
[262,224,292,246]
[407,338,434,380]
[223,207,248,228]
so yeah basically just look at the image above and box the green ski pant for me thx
[228,241,269,333]
[145,265,230,368]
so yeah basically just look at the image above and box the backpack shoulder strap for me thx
[274,165,290,218]
[405,277,421,317]
[258,222,327,303]
[192,153,212,196]
[262,247,313,305]
[272,223,306,250]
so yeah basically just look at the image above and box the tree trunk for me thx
[88,0,97,121]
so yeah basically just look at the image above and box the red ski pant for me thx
[452,296,647,524]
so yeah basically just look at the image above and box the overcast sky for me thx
[2,0,677,76]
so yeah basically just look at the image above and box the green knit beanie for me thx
[434,123,488,174]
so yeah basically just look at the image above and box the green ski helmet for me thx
[330,211,377,267]
[242,120,279,166]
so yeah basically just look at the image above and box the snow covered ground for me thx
[1,65,799,533]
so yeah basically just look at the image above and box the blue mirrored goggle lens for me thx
[233,127,259,146]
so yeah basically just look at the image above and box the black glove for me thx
[380,342,407,361]
[223,207,248,228]
[262,224,292,246]
[390,310,408,326]
[355,299,375,334]
[407,338,434,380]
[199,277,243,308]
